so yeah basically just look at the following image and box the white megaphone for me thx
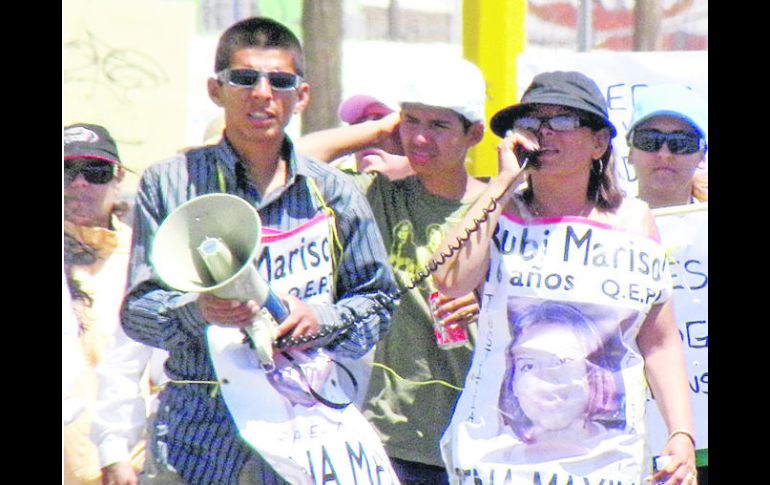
[150,193,290,372]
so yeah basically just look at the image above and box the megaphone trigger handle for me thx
[243,308,279,371]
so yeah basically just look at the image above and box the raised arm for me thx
[431,130,534,298]
[295,112,402,163]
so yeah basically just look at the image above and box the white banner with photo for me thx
[441,212,672,484]
[208,214,400,485]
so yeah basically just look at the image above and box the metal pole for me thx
[462,0,527,178]
[577,0,592,51]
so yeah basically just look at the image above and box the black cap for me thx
[490,71,616,138]
[63,123,121,165]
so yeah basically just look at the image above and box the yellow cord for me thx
[306,177,344,286]
[372,362,464,392]
[216,164,226,193]
[213,163,343,291]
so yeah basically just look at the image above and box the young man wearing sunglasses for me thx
[627,84,708,209]
[120,17,397,485]
[63,123,152,485]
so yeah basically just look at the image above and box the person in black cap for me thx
[430,71,698,485]
[63,122,133,484]
[63,123,129,228]
[63,123,167,485]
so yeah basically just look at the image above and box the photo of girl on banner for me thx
[266,349,338,407]
[494,299,634,463]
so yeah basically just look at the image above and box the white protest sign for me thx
[257,214,337,301]
[208,329,400,484]
[517,50,708,197]
[645,203,708,451]
[208,213,400,484]
[442,212,673,484]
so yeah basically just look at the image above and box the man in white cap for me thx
[301,58,489,483]
[366,58,489,484]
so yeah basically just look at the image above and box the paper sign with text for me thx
[645,203,708,452]
[208,213,399,484]
[442,203,673,484]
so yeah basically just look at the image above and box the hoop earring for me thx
[593,158,604,174]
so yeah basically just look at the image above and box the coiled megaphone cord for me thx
[275,194,500,349]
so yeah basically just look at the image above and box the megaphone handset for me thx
[197,236,287,372]
[243,308,279,372]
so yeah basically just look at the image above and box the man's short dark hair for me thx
[214,17,305,76]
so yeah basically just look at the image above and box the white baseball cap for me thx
[628,83,708,145]
[398,58,487,125]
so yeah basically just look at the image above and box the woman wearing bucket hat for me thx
[430,71,697,485]
[627,83,708,208]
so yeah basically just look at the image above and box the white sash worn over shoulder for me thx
[208,212,400,484]
[441,202,672,485]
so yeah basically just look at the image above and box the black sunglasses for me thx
[216,68,301,91]
[64,160,116,185]
[630,129,705,155]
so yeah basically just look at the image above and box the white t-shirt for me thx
[441,196,672,485]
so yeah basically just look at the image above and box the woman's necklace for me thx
[528,198,593,218]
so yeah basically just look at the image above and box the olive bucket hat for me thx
[490,71,616,138]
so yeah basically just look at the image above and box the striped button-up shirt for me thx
[120,137,397,484]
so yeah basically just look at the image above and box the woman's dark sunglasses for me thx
[64,160,116,185]
[630,129,705,155]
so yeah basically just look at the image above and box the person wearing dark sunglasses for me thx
[430,71,697,485]
[628,83,708,485]
[120,17,398,485]
[627,84,708,209]
[62,122,147,485]
[63,123,127,229]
